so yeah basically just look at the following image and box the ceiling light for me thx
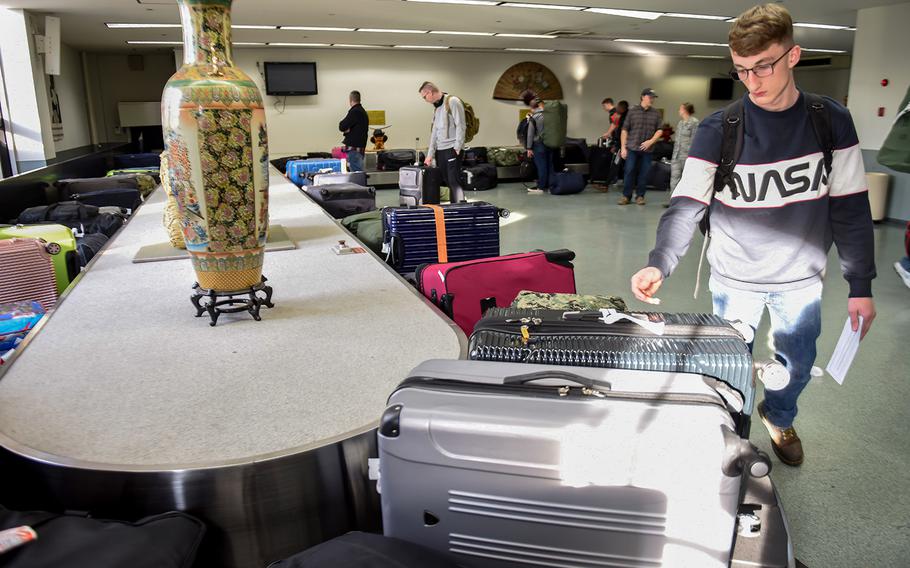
[332,44,386,48]
[725,18,737,23]
[280,26,356,32]
[664,13,729,21]
[429,30,495,36]
[269,42,330,47]
[107,23,180,28]
[687,55,726,59]
[668,41,727,47]
[614,38,666,44]
[126,40,182,45]
[394,45,450,49]
[232,25,277,30]
[405,0,501,5]
[505,48,554,52]
[358,28,428,33]
[494,33,555,39]
[794,22,851,30]
[501,3,585,11]
[234,42,267,46]
[802,48,847,53]
[585,8,663,20]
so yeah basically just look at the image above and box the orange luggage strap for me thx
[422,204,448,263]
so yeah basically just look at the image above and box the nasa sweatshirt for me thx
[648,91,876,297]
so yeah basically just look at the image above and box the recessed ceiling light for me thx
[332,44,386,48]
[126,40,182,45]
[232,25,277,30]
[494,33,555,39]
[505,48,554,52]
[794,22,851,30]
[802,48,847,53]
[234,42,267,46]
[269,42,330,47]
[394,45,450,49]
[280,26,356,32]
[668,41,728,47]
[664,13,729,21]
[107,23,180,28]
[429,30,496,36]
[358,28,428,33]
[614,38,666,44]
[500,3,585,11]
[405,0,501,5]
[687,55,726,59]
[585,8,663,20]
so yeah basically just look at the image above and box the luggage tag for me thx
[598,309,665,335]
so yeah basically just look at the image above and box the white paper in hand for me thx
[825,316,863,385]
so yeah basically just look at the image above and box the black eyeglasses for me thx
[729,45,794,81]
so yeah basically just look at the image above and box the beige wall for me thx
[49,42,93,151]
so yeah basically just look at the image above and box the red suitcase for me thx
[0,238,60,310]
[416,249,576,334]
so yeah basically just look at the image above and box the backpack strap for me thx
[804,92,834,177]
[713,98,745,194]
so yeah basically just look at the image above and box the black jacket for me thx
[339,104,369,148]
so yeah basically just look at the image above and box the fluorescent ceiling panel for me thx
[405,0,501,5]
[429,30,495,36]
[501,3,584,11]
[280,26,356,31]
[495,33,555,39]
[394,44,450,49]
[585,8,662,20]
[359,28,428,33]
[664,13,728,21]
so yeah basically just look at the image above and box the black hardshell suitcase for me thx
[589,146,613,183]
[378,359,781,568]
[267,532,460,568]
[379,149,423,171]
[647,160,671,191]
[304,183,376,219]
[469,308,756,425]
[381,202,504,274]
[461,163,498,191]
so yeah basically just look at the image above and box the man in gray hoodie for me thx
[419,81,466,202]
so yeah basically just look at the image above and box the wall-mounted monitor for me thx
[709,77,734,101]
[264,62,318,96]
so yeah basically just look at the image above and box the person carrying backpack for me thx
[521,90,553,194]
[630,3,876,467]
[419,81,477,203]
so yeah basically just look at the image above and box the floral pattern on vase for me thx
[162,0,268,291]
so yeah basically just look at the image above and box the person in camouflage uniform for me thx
[512,290,627,312]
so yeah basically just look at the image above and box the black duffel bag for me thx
[76,233,109,266]
[268,531,459,568]
[378,149,423,171]
[461,163,498,191]
[462,146,488,167]
[17,201,125,238]
[0,505,205,568]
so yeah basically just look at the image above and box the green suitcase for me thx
[0,224,80,294]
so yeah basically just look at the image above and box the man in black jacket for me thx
[339,90,369,172]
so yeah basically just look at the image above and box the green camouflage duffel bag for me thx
[511,290,627,312]
[488,146,524,167]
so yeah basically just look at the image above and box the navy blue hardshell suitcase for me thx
[381,202,504,274]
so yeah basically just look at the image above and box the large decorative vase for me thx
[162,0,269,291]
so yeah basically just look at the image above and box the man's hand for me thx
[620,147,628,160]
[630,267,664,305]
[640,140,654,151]
[424,156,434,167]
[848,297,876,340]
[527,149,534,158]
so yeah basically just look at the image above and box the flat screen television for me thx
[709,77,734,100]
[264,61,318,96]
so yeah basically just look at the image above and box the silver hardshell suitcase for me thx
[378,359,781,568]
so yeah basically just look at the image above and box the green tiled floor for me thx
[379,183,910,567]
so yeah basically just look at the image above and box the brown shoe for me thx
[635,196,646,205]
[593,185,609,193]
[617,196,630,205]
[758,402,803,466]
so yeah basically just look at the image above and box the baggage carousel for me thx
[0,168,465,566]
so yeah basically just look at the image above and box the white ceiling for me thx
[4,0,904,57]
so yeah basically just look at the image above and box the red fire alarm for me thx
[878,107,886,117]
[881,79,889,87]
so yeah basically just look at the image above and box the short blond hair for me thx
[418,81,438,93]
[729,3,793,56]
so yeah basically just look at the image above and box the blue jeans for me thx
[346,149,365,172]
[710,277,823,428]
[900,256,910,271]
[623,150,652,199]
[532,141,553,190]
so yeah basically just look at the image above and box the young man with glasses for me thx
[630,3,875,466]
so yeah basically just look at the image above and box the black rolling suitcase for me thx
[461,163,498,191]
[589,146,613,184]
[647,160,671,191]
[461,147,488,167]
[469,308,757,429]
[304,183,376,219]
[399,166,442,206]
[381,202,504,274]
[379,149,422,171]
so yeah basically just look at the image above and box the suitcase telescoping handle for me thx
[503,370,612,391]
